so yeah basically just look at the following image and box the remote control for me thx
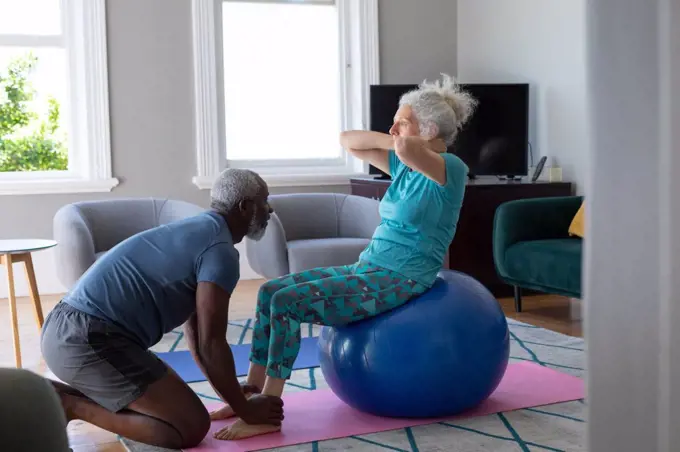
[532,156,548,182]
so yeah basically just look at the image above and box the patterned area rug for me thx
[122,318,586,452]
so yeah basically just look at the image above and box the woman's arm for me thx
[394,136,448,185]
[340,131,394,175]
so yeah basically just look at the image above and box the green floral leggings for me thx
[248,261,427,379]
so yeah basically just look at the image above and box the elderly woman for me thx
[212,74,477,441]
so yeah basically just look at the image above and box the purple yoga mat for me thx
[185,362,585,452]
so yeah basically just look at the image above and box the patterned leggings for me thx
[249,261,428,379]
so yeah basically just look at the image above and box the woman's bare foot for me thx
[213,418,280,441]
[209,404,237,421]
[209,393,255,421]
[212,375,286,440]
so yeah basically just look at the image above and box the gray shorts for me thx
[41,302,168,412]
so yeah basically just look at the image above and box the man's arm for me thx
[184,313,208,378]
[394,136,448,185]
[193,281,250,415]
[340,131,394,175]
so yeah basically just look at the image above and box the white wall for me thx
[456,0,589,193]
[379,0,458,83]
[585,0,680,450]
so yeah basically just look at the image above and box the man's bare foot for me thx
[57,392,80,423]
[213,418,280,441]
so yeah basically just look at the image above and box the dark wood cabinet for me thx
[348,178,383,200]
[350,177,573,297]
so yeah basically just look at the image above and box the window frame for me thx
[0,0,117,195]
[191,0,380,189]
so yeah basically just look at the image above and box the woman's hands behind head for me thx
[427,138,447,154]
[393,136,448,185]
[394,136,446,155]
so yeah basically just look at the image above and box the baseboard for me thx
[0,243,260,299]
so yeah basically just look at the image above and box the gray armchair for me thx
[245,193,381,279]
[53,198,204,289]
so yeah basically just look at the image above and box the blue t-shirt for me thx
[359,150,468,287]
[63,211,240,348]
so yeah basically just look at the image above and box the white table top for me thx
[0,239,58,254]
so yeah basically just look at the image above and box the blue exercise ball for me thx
[318,270,510,418]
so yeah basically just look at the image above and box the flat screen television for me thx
[368,83,530,179]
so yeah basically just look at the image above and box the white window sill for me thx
[0,178,120,195]
[192,172,368,189]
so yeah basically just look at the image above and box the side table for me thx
[0,239,58,368]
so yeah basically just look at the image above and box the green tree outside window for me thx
[0,52,68,172]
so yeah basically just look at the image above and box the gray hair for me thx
[399,73,478,146]
[210,168,267,215]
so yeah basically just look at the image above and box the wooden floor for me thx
[0,279,582,451]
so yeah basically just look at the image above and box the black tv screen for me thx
[368,83,529,178]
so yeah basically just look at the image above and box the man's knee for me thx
[155,387,211,448]
[129,369,212,448]
[179,407,210,448]
[134,398,210,448]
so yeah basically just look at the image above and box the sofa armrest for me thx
[493,196,583,279]
[245,213,289,279]
[53,205,97,290]
[338,195,381,239]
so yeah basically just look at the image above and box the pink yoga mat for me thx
[185,362,584,452]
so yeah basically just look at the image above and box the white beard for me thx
[246,214,267,241]
[247,226,266,241]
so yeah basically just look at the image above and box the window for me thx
[191,0,379,188]
[0,0,117,195]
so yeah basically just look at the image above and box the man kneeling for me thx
[41,169,282,449]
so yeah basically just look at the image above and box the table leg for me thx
[22,253,44,329]
[1,254,22,368]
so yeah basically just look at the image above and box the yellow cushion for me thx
[568,201,585,238]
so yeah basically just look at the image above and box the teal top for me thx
[359,150,468,287]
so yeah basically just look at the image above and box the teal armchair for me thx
[493,196,583,312]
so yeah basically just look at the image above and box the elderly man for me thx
[40,169,280,449]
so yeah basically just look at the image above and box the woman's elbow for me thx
[346,148,362,159]
[339,130,353,148]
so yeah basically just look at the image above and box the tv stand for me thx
[349,177,573,297]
